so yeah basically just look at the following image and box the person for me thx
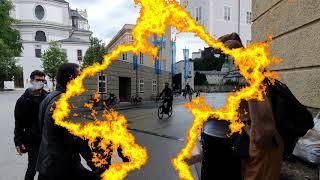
[159,83,173,113]
[36,63,99,180]
[14,70,48,180]
[198,33,245,180]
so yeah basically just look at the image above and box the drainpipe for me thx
[238,0,241,35]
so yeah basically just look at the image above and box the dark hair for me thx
[218,32,243,48]
[56,63,80,89]
[30,70,46,80]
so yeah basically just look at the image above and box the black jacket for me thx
[36,88,96,176]
[14,89,48,147]
[159,87,173,100]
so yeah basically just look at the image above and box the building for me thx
[97,24,173,102]
[192,49,202,59]
[181,0,252,45]
[175,60,194,90]
[11,0,92,89]
[197,70,226,85]
[252,0,320,110]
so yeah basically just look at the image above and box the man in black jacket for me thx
[14,70,48,180]
[37,63,99,180]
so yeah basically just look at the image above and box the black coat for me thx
[14,89,48,147]
[36,88,96,177]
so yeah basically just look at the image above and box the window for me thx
[195,7,202,22]
[35,48,41,58]
[139,52,144,64]
[247,40,251,44]
[35,31,47,42]
[139,79,144,93]
[72,17,78,28]
[224,6,231,21]
[152,80,157,93]
[98,75,107,93]
[35,5,45,20]
[122,53,127,60]
[246,11,252,24]
[77,50,83,61]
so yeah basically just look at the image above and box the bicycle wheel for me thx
[158,106,164,119]
[167,106,173,117]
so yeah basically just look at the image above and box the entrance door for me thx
[119,77,131,102]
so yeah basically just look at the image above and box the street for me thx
[0,90,227,180]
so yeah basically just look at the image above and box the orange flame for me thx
[51,0,280,179]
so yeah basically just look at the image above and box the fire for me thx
[51,0,280,179]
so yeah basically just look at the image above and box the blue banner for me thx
[133,55,138,70]
[183,48,189,80]
[153,35,165,75]
[170,41,176,77]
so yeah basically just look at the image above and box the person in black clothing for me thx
[14,70,48,180]
[37,63,99,180]
[159,83,173,113]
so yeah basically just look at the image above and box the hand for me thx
[16,144,26,156]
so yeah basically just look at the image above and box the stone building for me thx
[252,0,320,109]
[11,0,92,89]
[95,24,173,102]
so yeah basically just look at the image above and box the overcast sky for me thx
[67,0,207,61]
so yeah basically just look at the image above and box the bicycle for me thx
[157,97,173,119]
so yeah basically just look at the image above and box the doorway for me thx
[119,77,131,102]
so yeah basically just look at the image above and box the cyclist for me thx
[159,83,173,113]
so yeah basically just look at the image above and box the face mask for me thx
[31,81,45,90]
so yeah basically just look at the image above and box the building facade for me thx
[175,60,194,90]
[181,0,252,45]
[95,24,174,102]
[252,0,320,109]
[11,0,92,89]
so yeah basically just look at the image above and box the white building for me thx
[196,71,226,85]
[181,0,252,45]
[11,0,92,89]
[175,60,194,90]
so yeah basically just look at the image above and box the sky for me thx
[67,0,208,61]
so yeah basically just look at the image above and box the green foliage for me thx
[194,56,225,71]
[0,0,23,88]
[41,41,67,86]
[83,37,106,67]
[194,72,208,86]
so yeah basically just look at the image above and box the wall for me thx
[252,0,320,109]
[195,85,238,93]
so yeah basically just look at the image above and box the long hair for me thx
[56,63,80,89]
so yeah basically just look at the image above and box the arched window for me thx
[35,31,47,42]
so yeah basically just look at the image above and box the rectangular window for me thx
[77,50,82,61]
[122,53,127,60]
[139,79,144,93]
[139,52,144,64]
[35,48,41,58]
[224,6,231,21]
[246,11,252,24]
[247,40,251,44]
[98,75,107,93]
[152,80,157,93]
[195,7,202,21]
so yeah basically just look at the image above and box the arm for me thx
[14,98,25,147]
[248,92,276,148]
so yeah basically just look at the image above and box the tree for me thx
[194,72,208,86]
[83,37,106,67]
[194,47,226,71]
[41,41,67,88]
[0,0,23,89]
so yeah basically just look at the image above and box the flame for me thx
[51,0,281,179]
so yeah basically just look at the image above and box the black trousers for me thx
[25,145,39,180]
[201,133,241,180]
[38,166,99,180]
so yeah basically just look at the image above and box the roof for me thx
[52,0,68,3]
[58,37,89,43]
[106,24,135,50]
[196,71,227,76]
[69,9,87,21]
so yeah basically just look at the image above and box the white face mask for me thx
[31,81,45,90]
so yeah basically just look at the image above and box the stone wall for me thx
[252,0,320,109]
[195,85,238,93]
